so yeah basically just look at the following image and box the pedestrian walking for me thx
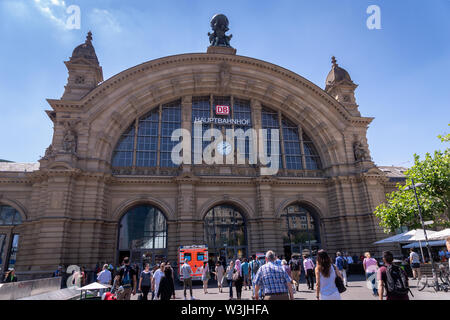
[288,254,301,291]
[249,255,261,299]
[253,250,294,300]
[363,252,379,296]
[213,261,225,293]
[335,252,348,286]
[409,249,421,280]
[180,259,195,300]
[157,267,175,301]
[114,257,137,300]
[138,263,152,301]
[152,263,165,300]
[315,250,343,300]
[303,254,315,290]
[165,262,176,299]
[226,260,235,300]
[378,251,410,300]
[97,264,112,296]
[200,261,210,294]
[234,259,244,300]
[241,258,251,290]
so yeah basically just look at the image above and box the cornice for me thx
[46,53,366,124]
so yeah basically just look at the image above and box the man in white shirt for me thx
[97,264,111,296]
[409,249,421,280]
[152,263,165,300]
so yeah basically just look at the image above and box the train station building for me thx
[0,16,403,279]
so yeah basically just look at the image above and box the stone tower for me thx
[61,31,103,100]
[325,56,360,116]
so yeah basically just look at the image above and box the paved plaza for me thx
[131,274,450,300]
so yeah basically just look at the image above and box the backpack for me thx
[342,257,349,270]
[385,265,410,296]
[251,260,260,274]
[121,265,132,286]
[290,259,300,271]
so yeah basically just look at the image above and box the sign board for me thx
[215,105,230,115]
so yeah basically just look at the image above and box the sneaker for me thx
[190,296,196,300]
[184,297,187,300]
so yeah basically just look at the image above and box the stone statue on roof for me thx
[208,14,233,47]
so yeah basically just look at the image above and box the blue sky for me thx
[0,0,449,167]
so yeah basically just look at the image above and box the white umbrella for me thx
[77,282,111,291]
[373,229,435,244]
[406,229,437,241]
[427,228,450,241]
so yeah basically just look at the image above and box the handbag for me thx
[232,270,241,282]
[333,265,347,293]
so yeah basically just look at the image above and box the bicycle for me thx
[417,265,449,292]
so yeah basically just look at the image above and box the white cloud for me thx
[32,0,70,29]
[89,8,122,33]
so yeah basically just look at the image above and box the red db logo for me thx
[215,105,230,115]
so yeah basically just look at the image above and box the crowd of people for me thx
[7,235,447,300]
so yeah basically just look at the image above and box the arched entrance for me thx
[117,204,168,267]
[204,204,248,264]
[280,203,321,259]
[0,205,22,273]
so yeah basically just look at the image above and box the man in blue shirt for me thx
[335,252,347,286]
[254,250,294,300]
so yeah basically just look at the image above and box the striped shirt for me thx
[253,261,292,295]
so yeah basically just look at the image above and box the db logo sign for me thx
[215,105,230,115]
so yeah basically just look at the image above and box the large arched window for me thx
[281,203,321,257]
[112,100,182,168]
[118,205,167,250]
[0,205,22,272]
[204,204,247,262]
[111,96,321,174]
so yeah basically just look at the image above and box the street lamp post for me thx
[405,178,439,291]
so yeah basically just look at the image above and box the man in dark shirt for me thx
[378,251,409,300]
[114,257,137,300]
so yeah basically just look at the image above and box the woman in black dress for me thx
[157,267,175,300]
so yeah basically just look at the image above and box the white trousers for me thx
[342,270,348,285]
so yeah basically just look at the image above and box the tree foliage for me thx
[374,126,450,233]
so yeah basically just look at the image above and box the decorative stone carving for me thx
[218,62,231,89]
[353,140,368,162]
[43,144,54,159]
[62,122,77,154]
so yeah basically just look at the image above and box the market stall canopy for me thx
[402,240,446,249]
[427,229,450,241]
[76,282,111,291]
[374,229,436,244]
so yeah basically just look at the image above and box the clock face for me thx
[217,141,232,155]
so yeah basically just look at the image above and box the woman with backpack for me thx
[315,250,344,300]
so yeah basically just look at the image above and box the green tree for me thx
[374,126,450,233]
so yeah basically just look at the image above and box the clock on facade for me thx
[217,141,232,155]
